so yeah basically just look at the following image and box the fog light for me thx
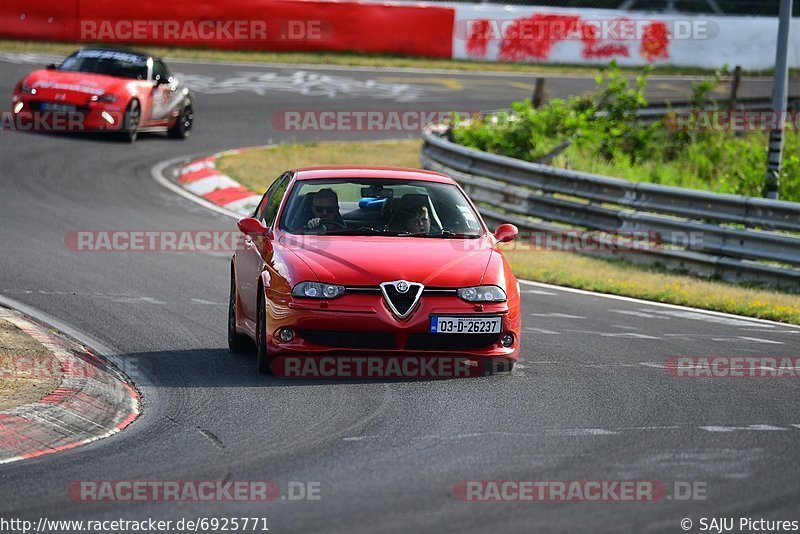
[500,333,514,348]
[278,328,295,342]
[13,101,23,114]
[101,111,115,125]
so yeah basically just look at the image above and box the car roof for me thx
[291,167,455,184]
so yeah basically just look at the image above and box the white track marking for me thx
[343,435,379,442]
[530,313,586,319]
[176,71,428,102]
[545,428,618,436]
[565,329,660,339]
[151,155,243,220]
[519,280,800,329]
[521,289,557,295]
[709,336,783,345]
[523,327,561,335]
[191,298,226,306]
[183,174,241,196]
[700,425,788,432]
[610,309,667,319]
[737,336,785,344]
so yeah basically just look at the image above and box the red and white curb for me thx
[0,308,140,465]
[176,149,262,217]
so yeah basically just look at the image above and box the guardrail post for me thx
[728,65,741,111]
[532,78,546,109]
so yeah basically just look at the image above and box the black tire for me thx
[483,359,515,376]
[168,102,193,139]
[120,99,140,143]
[228,270,253,354]
[255,289,273,374]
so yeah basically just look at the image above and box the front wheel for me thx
[119,99,140,143]
[228,271,253,354]
[168,102,193,139]
[256,291,274,374]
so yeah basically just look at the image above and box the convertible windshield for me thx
[59,49,149,80]
[279,178,484,237]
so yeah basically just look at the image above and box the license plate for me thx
[430,316,501,334]
[41,102,76,112]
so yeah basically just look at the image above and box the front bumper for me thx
[265,290,521,360]
[11,97,125,131]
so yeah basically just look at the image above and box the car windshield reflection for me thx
[279,178,484,238]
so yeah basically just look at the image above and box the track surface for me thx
[1,54,799,533]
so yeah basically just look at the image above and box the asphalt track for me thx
[1,53,799,533]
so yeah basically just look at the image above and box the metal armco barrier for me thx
[421,127,800,291]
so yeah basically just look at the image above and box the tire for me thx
[120,99,140,143]
[168,102,193,139]
[255,289,274,374]
[227,270,253,354]
[483,358,515,376]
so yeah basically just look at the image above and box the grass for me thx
[1,39,791,77]
[216,140,422,193]
[216,140,800,324]
[0,318,61,411]
[550,130,800,201]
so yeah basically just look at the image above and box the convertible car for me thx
[229,167,521,376]
[11,47,193,141]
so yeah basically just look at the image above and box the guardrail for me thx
[420,126,800,291]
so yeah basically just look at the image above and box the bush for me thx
[450,62,799,202]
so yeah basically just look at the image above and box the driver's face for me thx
[312,200,338,218]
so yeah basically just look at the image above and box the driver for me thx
[401,205,431,234]
[305,188,340,231]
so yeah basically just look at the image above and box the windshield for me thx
[279,178,484,237]
[59,49,149,80]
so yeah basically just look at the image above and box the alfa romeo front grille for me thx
[379,280,423,319]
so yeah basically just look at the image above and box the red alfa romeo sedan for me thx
[228,167,521,376]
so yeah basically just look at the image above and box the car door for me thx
[147,59,178,126]
[236,173,291,321]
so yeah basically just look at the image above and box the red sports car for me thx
[11,47,194,142]
[228,167,521,376]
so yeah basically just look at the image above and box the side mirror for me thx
[46,63,57,70]
[494,223,518,243]
[237,217,269,237]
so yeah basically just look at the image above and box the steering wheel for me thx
[320,219,347,231]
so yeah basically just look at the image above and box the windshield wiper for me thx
[325,226,400,236]
[397,230,481,238]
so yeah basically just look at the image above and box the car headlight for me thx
[19,84,36,94]
[292,282,345,299]
[457,285,506,302]
[91,93,118,103]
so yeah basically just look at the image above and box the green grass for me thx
[216,140,800,324]
[216,140,421,193]
[2,39,794,77]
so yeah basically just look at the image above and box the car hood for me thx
[22,70,130,105]
[280,235,496,287]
